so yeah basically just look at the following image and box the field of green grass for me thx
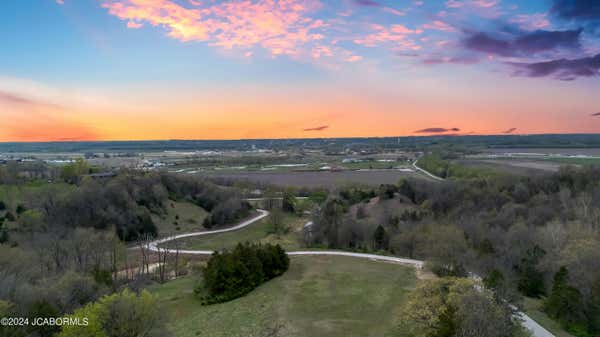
[170,213,307,251]
[151,255,418,337]
[522,297,575,337]
[543,157,600,165]
[0,182,73,207]
[153,201,208,237]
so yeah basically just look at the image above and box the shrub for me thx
[4,212,15,222]
[199,243,289,304]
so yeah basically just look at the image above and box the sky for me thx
[0,0,599,141]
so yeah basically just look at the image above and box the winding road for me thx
[412,158,445,181]
[145,208,555,337]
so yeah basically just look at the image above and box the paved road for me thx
[145,209,554,337]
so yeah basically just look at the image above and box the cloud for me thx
[551,0,600,21]
[353,0,380,7]
[510,53,600,80]
[101,0,326,57]
[126,21,143,29]
[383,7,405,16]
[0,91,38,105]
[591,112,600,116]
[422,55,479,65]
[414,127,460,133]
[354,24,422,50]
[503,127,517,133]
[509,13,550,31]
[56,0,64,4]
[462,28,582,57]
[423,20,457,32]
[304,125,329,131]
[0,91,61,109]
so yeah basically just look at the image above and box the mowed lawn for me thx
[171,213,308,251]
[151,255,418,337]
[153,201,208,237]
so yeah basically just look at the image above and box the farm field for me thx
[150,255,418,337]
[458,159,562,174]
[199,170,422,188]
[485,148,600,156]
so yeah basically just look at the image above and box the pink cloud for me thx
[101,0,325,56]
[446,0,498,8]
[383,7,405,16]
[423,20,456,32]
[56,0,64,4]
[126,21,143,28]
[510,13,550,31]
[346,54,362,62]
[354,24,421,49]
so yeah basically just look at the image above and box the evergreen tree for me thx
[516,245,546,297]
[544,267,587,334]
[589,278,600,335]
[200,243,289,304]
[373,225,389,250]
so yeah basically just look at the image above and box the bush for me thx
[58,289,164,337]
[199,243,289,304]
[4,211,15,222]
[16,204,26,215]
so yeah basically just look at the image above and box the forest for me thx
[0,160,250,337]
[307,166,600,336]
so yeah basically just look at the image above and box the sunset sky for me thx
[1,0,599,141]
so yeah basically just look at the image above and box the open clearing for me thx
[151,255,417,337]
[169,213,307,251]
[458,159,561,174]
[153,201,208,237]
[199,170,422,188]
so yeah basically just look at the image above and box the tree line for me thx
[306,165,600,337]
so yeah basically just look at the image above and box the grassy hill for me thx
[150,255,418,337]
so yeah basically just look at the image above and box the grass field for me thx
[544,157,600,165]
[150,255,418,337]
[522,297,575,337]
[153,201,208,237]
[170,213,307,251]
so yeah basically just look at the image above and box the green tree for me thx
[589,278,600,335]
[544,267,587,334]
[15,204,26,215]
[61,158,90,184]
[516,245,546,298]
[0,300,25,337]
[27,300,61,337]
[282,190,296,213]
[401,278,518,337]
[58,289,164,337]
[200,243,289,304]
[372,225,389,250]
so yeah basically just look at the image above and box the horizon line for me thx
[1,132,600,145]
